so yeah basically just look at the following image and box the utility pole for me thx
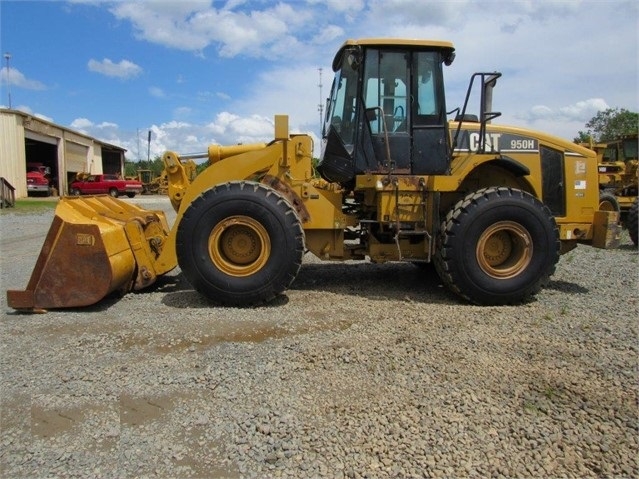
[4,52,12,109]
[317,68,323,136]
[147,130,151,163]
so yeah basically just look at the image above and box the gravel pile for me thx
[1,197,637,478]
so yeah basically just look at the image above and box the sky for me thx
[0,0,637,162]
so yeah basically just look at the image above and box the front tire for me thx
[176,181,305,306]
[434,187,560,305]
[109,188,118,198]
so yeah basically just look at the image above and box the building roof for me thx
[0,108,127,152]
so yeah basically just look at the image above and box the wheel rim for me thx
[476,221,532,279]
[599,199,616,211]
[208,215,270,277]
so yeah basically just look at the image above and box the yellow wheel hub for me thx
[208,216,270,277]
[476,221,532,279]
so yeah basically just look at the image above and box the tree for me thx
[124,155,166,178]
[574,108,638,143]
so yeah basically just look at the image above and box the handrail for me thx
[0,177,16,208]
[452,72,502,154]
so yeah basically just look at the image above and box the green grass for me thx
[1,198,58,215]
[523,401,539,414]
[544,386,558,400]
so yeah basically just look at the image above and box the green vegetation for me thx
[125,155,165,178]
[523,401,540,414]
[543,386,558,400]
[574,108,639,143]
[0,198,58,215]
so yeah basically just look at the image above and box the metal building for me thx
[0,108,127,199]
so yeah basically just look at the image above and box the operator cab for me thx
[317,39,456,185]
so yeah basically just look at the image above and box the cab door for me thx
[410,51,449,175]
[362,50,411,172]
[361,49,449,175]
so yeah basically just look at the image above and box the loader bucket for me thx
[7,196,173,311]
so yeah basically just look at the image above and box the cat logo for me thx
[76,233,95,246]
[469,132,501,152]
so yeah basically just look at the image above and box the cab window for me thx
[363,50,409,134]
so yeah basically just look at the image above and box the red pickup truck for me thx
[26,163,52,197]
[70,174,144,198]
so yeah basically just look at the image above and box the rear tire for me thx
[599,192,620,212]
[176,181,305,306]
[434,187,560,305]
[627,198,638,246]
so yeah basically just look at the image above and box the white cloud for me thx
[558,99,610,122]
[0,67,46,90]
[96,121,119,129]
[109,1,320,59]
[71,111,314,162]
[366,0,466,27]
[70,117,94,130]
[34,112,54,123]
[527,105,554,120]
[149,86,166,98]
[173,106,192,119]
[87,58,143,79]
[524,99,610,122]
[311,24,344,45]
[110,2,212,52]
[51,0,638,158]
[213,112,275,142]
[229,64,329,144]
[3,104,52,124]
[329,0,365,13]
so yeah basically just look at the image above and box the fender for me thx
[487,156,531,177]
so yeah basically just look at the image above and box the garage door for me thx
[65,141,89,172]
[25,130,57,145]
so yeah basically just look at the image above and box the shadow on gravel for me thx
[4,294,122,315]
[544,279,589,294]
[151,261,457,309]
[291,262,455,303]
[160,289,291,309]
[155,272,292,309]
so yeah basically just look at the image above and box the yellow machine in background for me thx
[591,134,638,214]
[126,161,198,195]
[7,38,621,311]
[125,169,156,194]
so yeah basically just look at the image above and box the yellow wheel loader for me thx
[7,39,621,311]
[594,134,638,215]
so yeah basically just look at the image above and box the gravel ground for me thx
[1,196,637,479]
